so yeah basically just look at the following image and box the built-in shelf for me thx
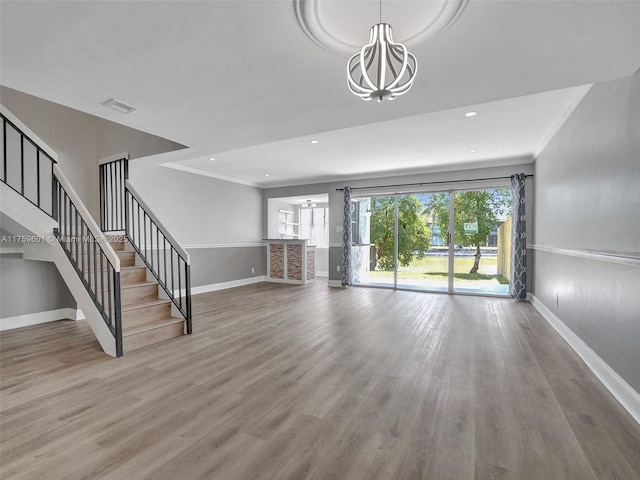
[278,209,300,239]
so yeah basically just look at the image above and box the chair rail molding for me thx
[528,244,640,268]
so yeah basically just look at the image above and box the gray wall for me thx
[188,247,266,287]
[0,254,76,318]
[264,163,534,283]
[130,166,266,287]
[533,71,640,392]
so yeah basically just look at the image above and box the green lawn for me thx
[369,256,508,284]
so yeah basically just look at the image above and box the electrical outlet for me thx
[337,265,341,272]
[251,267,255,274]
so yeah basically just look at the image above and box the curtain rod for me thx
[335,174,533,192]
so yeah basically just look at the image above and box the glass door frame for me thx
[351,180,511,297]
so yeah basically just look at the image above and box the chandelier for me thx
[347,2,417,102]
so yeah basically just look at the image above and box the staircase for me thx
[1,105,192,356]
[111,238,186,352]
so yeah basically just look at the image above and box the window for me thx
[299,207,329,247]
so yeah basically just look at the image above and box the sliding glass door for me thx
[351,186,512,296]
[396,193,449,292]
[450,188,511,295]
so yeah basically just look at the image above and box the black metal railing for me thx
[54,174,123,356]
[124,182,192,334]
[100,157,129,232]
[2,107,123,356]
[1,111,56,217]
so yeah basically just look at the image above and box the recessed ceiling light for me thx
[310,140,319,144]
[352,163,358,166]
[209,157,216,161]
[469,149,477,153]
[465,111,477,117]
[101,98,137,114]
[264,174,270,177]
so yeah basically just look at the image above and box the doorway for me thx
[351,187,512,296]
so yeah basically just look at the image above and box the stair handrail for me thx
[53,164,123,356]
[124,180,190,263]
[54,165,121,270]
[1,107,58,218]
[124,179,192,334]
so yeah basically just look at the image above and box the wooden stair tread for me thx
[123,316,184,336]
[121,298,171,312]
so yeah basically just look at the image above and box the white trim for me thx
[0,247,24,254]
[316,270,329,277]
[328,280,343,288]
[0,308,83,331]
[530,294,640,425]
[183,243,266,249]
[99,152,129,165]
[528,244,640,268]
[160,163,260,188]
[0,104,58,161]
[175,276,267,297]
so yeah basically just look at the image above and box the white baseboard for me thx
[530,294,640,425]
[316,271,329,277]
[328,280,343,288]
[188,275,267,296]
[0,307,83,331]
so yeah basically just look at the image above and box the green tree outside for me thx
[428,189,511,274]
[370,195,431,271]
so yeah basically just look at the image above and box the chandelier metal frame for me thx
[347,1,418,102]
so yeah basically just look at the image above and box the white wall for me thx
[533,70,640,393]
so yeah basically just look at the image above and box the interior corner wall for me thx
[129,166,266,288]
[533,71,640,392]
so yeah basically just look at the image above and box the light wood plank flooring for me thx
[1,282,639,479]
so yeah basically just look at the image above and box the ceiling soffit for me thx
[294,0,468,55]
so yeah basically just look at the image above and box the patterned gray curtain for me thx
[510,173,527,299]
[341,186,352,286]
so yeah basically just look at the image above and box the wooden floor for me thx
[1,282,639,480]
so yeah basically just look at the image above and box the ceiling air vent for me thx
[101,98,137,114]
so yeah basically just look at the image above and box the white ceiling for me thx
[1,1,640,188]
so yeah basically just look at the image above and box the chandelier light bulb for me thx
[347,23,417,102]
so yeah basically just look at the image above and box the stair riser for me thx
[57,238,125,252]
[122,303,171,324]
[124,322,185,352]
[68,251,136,267]
[121,268,147,286]
[121,284,159,305]
[77,268,146,287]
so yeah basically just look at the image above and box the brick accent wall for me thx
[306,250,315,280]
[270,243,284,279]
[287,244,302,280]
